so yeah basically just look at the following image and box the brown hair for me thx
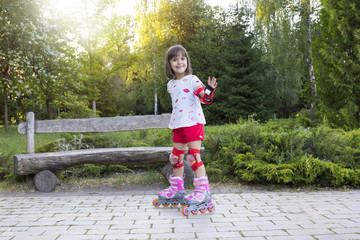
[165,45,192,79]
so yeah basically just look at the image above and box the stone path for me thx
[0,189,359,240]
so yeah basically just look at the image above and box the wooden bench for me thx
[13,112,196,192]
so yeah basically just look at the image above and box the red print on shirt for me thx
[183,89,190,93]
[175,99,178,103]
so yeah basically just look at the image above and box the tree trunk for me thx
[46,98,53,120]
[3,85,9,131]
[306,10,317,109]
[92,99,96,117]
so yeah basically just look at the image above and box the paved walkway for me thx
[0,188,359,240]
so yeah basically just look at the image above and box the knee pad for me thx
[186,148,203,172]
[170,148,185,169]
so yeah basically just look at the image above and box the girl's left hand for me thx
[207,76,218,89]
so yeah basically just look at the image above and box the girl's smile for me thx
[170,54,188,79]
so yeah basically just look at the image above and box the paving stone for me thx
[0,189,359,240]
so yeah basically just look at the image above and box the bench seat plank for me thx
[14,147,173,175]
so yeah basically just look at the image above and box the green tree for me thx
[96,14,137,116]
[131,0,211,115]
[0,0,44,129]
[167,0,207,43]
[74,0,115,116]
[131,0,176,115]
[208,5,277,124]
[253,0,321,116]
[24,19,79,120]
[312,0,360,129]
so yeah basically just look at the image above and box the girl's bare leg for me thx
[187,140,206,178]
[172,142,187,177]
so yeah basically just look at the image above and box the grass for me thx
[0,171,168,193]
[54,171,168,192]
[0,125,63,156]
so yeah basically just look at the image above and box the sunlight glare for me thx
[51,0,83,13]
[49,0,136,17]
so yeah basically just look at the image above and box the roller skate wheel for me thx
[208,204,215,212]
[152,198,160,207]
[191,209,199,215]
[181,206,190,216]
[200,208,207,214]
[171,203,179,207]
[162,203,170,207]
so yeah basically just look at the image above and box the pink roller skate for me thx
[181,176,215,216]
[153,175,186,207]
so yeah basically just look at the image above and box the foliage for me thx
[1,0,44,128]
[152,129,173,147]
[312,0,360,129]
[204,118,360,187]
[206,168,222,183]
[0,152,11,180]
[253,0,321,116]
[2,119,360,187]
[1,0,360,133]
[233,155,357,187]
[187,4,280,124]
[37,133,119,153]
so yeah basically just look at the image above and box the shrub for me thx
[206,168,222,183]
[206,118,360,188]
[74,164,106,178]
[152,129,173,146]
[0,152,13,180]
[233,155,360,187]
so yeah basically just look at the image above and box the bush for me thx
[74,164,106,178]
[206,168,222,183]
[152,129,173,146]
[233,155,360,187]
[205,118,360,188]
[0,152,13,180]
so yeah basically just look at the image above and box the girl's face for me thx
[170,53,187,79]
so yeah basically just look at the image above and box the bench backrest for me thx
[19,112,171,154]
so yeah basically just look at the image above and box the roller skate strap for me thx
[193,179,209,186]
[169,180,178,185]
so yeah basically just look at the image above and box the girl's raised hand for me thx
[208,76,218,89]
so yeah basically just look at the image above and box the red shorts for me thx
[172,124,205,143]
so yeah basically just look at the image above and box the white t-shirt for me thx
[167,75,206,129]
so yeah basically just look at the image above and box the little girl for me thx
[153,45,217,216]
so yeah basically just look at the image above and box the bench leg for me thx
[34,170,60,192]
